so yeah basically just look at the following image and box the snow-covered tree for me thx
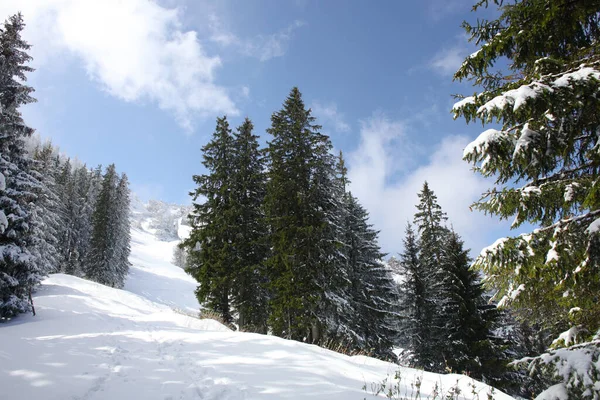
[343,193,397,359]
[86,164,123,287]
[30,142,62,275]
[396,223,427,365]
[0,13,46,320]
[453,0,600,397]
[412,181,448,371]
[113,174,131,286]
[438,231,505,384]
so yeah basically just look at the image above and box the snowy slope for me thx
[0,275,513,400]
[124,227,199,312]
[0,201,515,400]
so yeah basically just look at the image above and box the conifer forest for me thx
[1,1,600,399]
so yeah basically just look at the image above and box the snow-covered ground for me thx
[125,227,199,312]
[0,203,515,399]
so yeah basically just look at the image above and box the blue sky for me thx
[2,0,514,255]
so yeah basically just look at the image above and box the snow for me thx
[452,95,475,111]
[463,128,503,161]
[124,228,198,312]
[564,183,578,202]
[586,217,600,235]
[479,236,509,258]
[0,272,513,400]
[513,123,538,159]
[0,201,515,400]
[0,170,5,190]
[553,66,600,88]
[477,82,551,115]
[522,186,541,197]
[0,209,7,234]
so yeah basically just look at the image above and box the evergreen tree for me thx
[113,174,131,286]
[0,13,45,320]
[55,158,76,272]
[30,142,61,275]
[453,0,600,395]
[332,152,397,357]
[229,118,269,332]
[86,164,120,287]
[344,193,397,359]
[264,87,339,341]
[438,231,505,383]
[69,164,95,275]
[183,116,236,323]
[396,223,428,366]
[412,181,448,371]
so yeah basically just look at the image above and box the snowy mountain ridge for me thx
[0,199,515,400]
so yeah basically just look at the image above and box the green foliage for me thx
[183,116,236,323]
[229,118,270,333]
[264,87,338,341]
[454,0,600,396]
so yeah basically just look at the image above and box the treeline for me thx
[182,88,398,358]
[0,14,131,320]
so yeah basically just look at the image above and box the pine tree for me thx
[344,193,397,359]
[55,158,76,272]
[69,164,95,275]
[396,223,428,366]
[412,181,448,371]
[113,174,131,287]
[229,118,270,332]
[183,116,236,323]
[30,142,62,275]
[438,231,505,383]
[86,164,120,287]
[0,13,46,320]
[264,87,339,341]
[453,0,600,396]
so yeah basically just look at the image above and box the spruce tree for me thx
[229,118,269,332]
[438,231,505,383]
[0,13,46,320]
[70,164,95,275]
[453,0,600,395]
[86,164,120,287]
[183,116,236,323]
[412,181,448,371]
[397,223,428,366]
[55,158,76,272]
[113,174,131,286]
[30,142,61,275]
[344,193,397,359]
[264,87,339,341]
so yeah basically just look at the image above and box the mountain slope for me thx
[0,202,515,400]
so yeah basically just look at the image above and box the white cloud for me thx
[1,0,238,130]
[430,45,469,76]
[311,102,351,133]
[347,113,510,256]
[209,16,304,62]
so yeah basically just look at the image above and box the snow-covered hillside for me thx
[0,201,515,400]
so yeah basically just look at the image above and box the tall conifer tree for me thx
[0,13,45,319]
[264,87,338,341]
[229,118,269,332]
[184,116,236,323]
[412,181,448,371]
